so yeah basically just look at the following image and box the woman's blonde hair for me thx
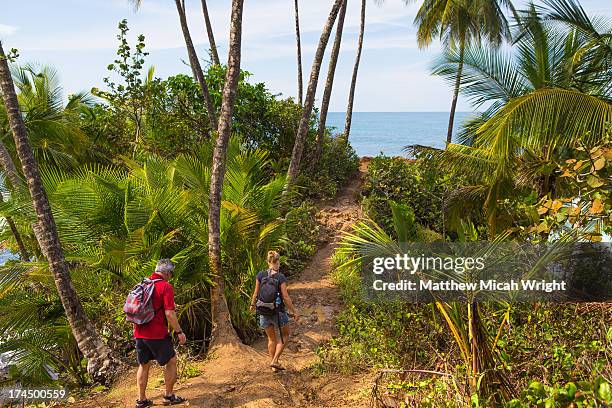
[267,250,280,264]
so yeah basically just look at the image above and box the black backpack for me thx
[256,270,282,316]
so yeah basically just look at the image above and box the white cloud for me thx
[0,24,17,36]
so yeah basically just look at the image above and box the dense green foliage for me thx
[321,219,611,406]
[0,139,286,383]
[426,0,612,237]
[283,202,321,276]
[83,20,358,199]
[319,250,452,373]
[321,2,612,405]
[361,155,470,236]
[0,20,358,387]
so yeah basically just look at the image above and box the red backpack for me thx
[124,278,162,325]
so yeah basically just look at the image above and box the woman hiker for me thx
[250,250,299,372]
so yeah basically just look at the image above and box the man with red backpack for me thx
[125,259,187,407]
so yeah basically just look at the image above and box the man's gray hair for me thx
[155,258,175,275]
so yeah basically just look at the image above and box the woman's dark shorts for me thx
[135,336,176,366]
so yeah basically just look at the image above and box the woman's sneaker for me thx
[163,394,187,405]
[135,399,153,408]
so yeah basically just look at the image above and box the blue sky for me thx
[1,0,610,112]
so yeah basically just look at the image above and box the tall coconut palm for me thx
[315,0,348,162]
[0,142,22,190]
[0,64,94,261]
[420,3,612,236]
[208,0,245,345]
[286,0,345,189]
[0,193,29,260]
[0,128,28,260]
[344,0,366,141]
[173,0,218,130]
[294,0,304,106]
[0,42,123,384]
[201,0,221,65]
[129,0,218,130]
[413,0,512,146]
[9,65,95,168]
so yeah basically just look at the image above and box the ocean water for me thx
[0,250,17,266]
[326,112,475,157]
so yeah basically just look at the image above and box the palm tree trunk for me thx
[0,140,30,260]
[208,0,244,347]
[0,42,124,384]
[294,0,304,106]
[314,0,348,162]
[0,141,23,190]
[286,0,344,189]
[343,0,366,142]
[445,37,465,147]
[174,0,218,130]
[0,194,29,261]
[201,0,221,65]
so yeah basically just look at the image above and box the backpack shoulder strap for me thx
[149,279,165,316]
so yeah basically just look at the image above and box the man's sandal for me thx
[163,394,187,405]
[135,399,153,408]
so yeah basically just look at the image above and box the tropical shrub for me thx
[294,133,360,202]
[506,377,611,407]
[518,137,612,242]
[361,155,466,237]
[282,202,320,276]
[317,250,451,374]
[322,196,611,404]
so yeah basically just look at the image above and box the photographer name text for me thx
[372,279,567,293]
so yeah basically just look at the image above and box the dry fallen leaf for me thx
[590,199,604,214]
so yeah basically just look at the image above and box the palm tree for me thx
[421,2,612,235]
[130,0,218,130]
[0,64,95,261]
[344,0,366,141]
[9,65,95,168]
[173,0,218,130]
[433,1,610,132]
[294,0,304,106]
[315,0,348,162]
[286,0,345,189]
[0,42,123,384]
[539,0,611,94]
[0,193,29,260]
[208,0,245,345]
[201,0,221,65]
[0,131,28,260]
[413,0,512,146]
[0,142,22,190]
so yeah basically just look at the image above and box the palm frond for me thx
[475,88,612,160]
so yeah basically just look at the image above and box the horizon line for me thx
[328,111,476,114]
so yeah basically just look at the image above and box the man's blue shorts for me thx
[259,311,289,329]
